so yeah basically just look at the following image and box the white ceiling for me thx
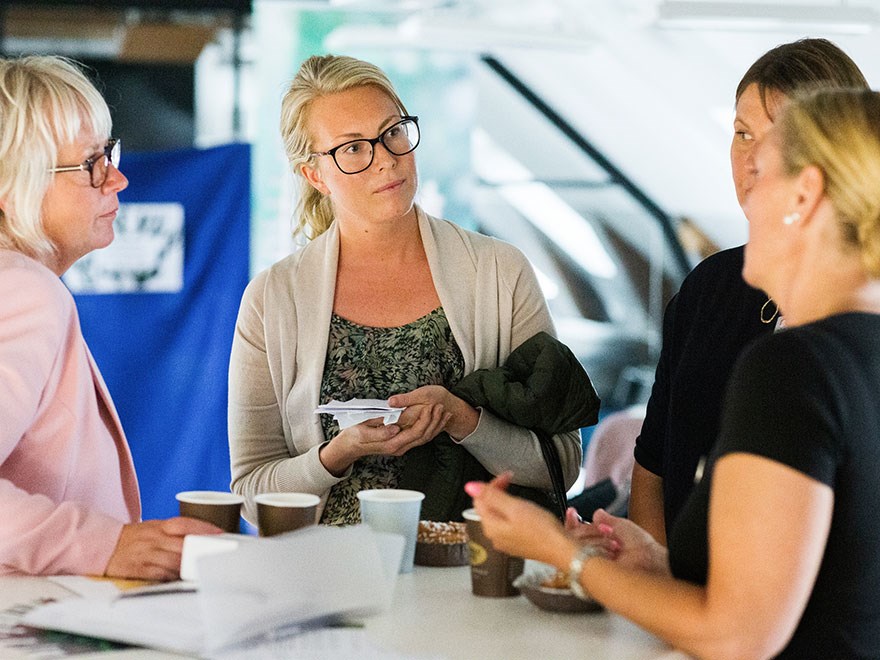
[13,1,878,251]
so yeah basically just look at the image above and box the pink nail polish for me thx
[464,481,483,496]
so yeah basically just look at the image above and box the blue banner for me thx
[73,143,250,519]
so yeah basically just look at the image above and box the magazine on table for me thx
[22,525,404,656]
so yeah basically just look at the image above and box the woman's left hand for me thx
[389,385,479,440]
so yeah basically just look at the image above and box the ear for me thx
[299,162,330,196]
[793,165,825,224]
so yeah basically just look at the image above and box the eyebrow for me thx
[330,114,401,142]
[75,141,106,160]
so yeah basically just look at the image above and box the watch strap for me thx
[567,544,602,600]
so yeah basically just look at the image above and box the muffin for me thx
[414,520,469,567]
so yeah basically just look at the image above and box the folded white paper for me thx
[180,532,255,582]
[23,525,405,657]
[315,398,404,429]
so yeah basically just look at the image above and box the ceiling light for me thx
[656,1,878,34]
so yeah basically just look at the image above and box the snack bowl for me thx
[514,566,603,614]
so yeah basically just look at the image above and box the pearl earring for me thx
[783,212,801,225]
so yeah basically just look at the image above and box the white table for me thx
[0,568,683,659]
[371,565,678,659]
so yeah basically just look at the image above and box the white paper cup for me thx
[255,492,320,537]
[357,489,425,573]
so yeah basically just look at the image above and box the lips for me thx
[374,179,404,194]
[99,207,119,219]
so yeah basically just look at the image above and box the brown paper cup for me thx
[462,508,524,597]
[176,491,244,533]
[255,492,320,537]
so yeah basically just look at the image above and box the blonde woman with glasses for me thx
[228,54,582,526]
[0,55,219,579]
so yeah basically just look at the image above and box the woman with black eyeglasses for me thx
[0,55,220,578]
[228,54,583,525]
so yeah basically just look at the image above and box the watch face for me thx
[64,202,185,294]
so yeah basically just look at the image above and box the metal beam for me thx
[481,54,691,277]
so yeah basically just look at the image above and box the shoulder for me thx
[718,318,866,479]
[745,314,880,377]
[673,245,769,328]
[680,246,746,294]
[423,212,530,271]
[735,327,815,375]
[0,250,73,319]
[0,250,74,352]
[241,231,332,304]
[726,323,835,416]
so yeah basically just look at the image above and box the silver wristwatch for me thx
[567,544,602,600]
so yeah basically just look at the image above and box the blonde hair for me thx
[779,89,880,276]
[0,55,112,259]
[280,54,408,240]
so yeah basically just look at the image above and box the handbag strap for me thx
[534,429,569,521]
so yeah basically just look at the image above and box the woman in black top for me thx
[630,38,869,544]
[469,89,880,659]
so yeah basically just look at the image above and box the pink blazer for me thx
[0,249,140,576]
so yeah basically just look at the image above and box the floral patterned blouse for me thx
[319,307,465,525]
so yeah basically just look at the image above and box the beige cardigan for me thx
[228,209,582,522]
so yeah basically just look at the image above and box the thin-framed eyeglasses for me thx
[48,138,121,188]
[311,116,419,175]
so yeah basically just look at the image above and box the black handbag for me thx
[535,429,570,521]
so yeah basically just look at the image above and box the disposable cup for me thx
[255,492,320,537]
[462,508,524,597]
[357,489,425,573]
[176,491,244,533]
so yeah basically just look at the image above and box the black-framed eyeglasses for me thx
[311,116,419,175]
[48,138,121,188]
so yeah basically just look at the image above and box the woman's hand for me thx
[564,507,622,555]
[321,384,477,476]
[465,473,576,568]
[389,385,479,440]
[320,404,451,476]
[104,517,223,581]
[565,507,669,575]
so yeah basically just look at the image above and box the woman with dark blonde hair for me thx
[228,55,582,525]
[471,87,880,660]
[0,55,219,578]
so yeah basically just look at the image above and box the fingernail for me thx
[464,481,484,496]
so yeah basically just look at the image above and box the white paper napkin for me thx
[315,399,405,429]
